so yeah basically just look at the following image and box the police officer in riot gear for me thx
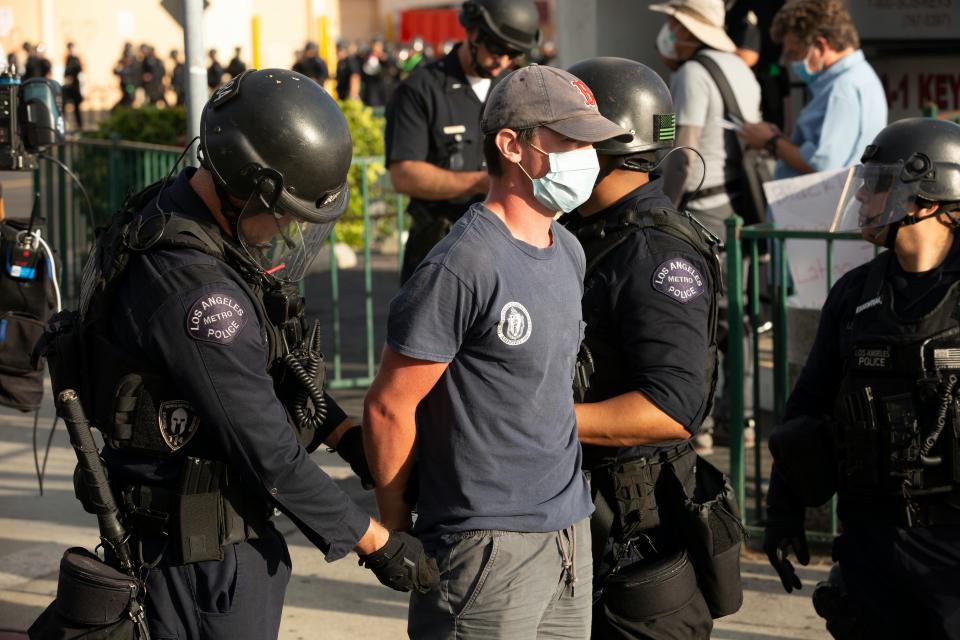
[386,0,539,282]
[561,57,742,639]
[765,117,960,639]
[50,69,438,638]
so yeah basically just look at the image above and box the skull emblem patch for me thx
[158,400,200,452]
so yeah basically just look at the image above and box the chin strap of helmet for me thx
[594,150,667,186]
[467,36,493,79]
[884,201,948,248]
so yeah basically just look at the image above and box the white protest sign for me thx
[763,168,876,309]
[0,8,13,39]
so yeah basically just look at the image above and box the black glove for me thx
[764,468,809,593]
[359,530,440,594]
[333,427,374,489]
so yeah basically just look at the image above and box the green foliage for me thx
[85,99,395,251]
[335,99,392,250]
[92,106,188,146]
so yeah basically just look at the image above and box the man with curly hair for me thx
[739,0,886,179]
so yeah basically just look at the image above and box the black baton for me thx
[58,389,136,575]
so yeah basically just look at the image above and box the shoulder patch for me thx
[186,291,249,344]
[651,258,705,304]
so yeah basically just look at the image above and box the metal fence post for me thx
[55,143,70,300]
[329,225,342,383]
[396,193,405,273]
[774,239,790,419]
[749,239,763,522]
[726,214,746,519]
[361,159,375,381]
[109,133,122,214]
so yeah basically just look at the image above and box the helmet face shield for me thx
[832,162,924,232]
[236,182,348,282]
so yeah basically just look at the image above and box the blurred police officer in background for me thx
[46,69,438,639]
[385,0,540,282]
[765,118,960,639]
[562,57,743,639]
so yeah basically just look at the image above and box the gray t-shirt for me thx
[671,49,761,219]
[388,203,594,542]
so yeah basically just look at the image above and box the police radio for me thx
[0,65,65,171]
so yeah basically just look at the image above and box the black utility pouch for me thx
[602,549,700,622]
[663,456,745,619]
[28,547,144,639]
[610,457,660,540]
[0,310,46,410]
[178,457,225,564]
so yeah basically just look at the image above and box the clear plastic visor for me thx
[236,191,344,282]
[832,162,921,232]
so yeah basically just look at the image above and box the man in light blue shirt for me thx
[739,0,886,178]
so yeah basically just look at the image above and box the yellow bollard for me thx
[251,15,262,69]
[318,15,336,94]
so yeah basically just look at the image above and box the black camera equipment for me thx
[0,65,65,171]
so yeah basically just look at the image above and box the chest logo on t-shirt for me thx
[186,292,248,345]
[497,301,533,346]
[651,258,705,304]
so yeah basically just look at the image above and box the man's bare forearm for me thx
[390,160,489,201]
[363,393,416,530]
[575,391,690,446]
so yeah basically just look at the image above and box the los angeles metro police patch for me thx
[651,258,705,304]
[186,292,248,344]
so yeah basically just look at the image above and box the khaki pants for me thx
[409,518,592,639]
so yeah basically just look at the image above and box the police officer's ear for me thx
[916,200,942,222]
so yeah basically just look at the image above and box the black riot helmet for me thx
[459,0,541,53]
[566,57,675,169]
[198,68,352,281]
[833,118,960,245]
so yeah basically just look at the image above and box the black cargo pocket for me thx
[0,311,44,373]
[0,311,45,410]
[602,549,699,621]
[664,456,745,618]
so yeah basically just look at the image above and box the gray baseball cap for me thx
[481,64,633,143]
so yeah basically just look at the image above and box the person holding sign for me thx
[764,118,960,638]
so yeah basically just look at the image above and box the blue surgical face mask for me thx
[656,23,678,61]
[518,144,600,214]
[790,48,822,84]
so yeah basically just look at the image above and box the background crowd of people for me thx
[3,33,556,129]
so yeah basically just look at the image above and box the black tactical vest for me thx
[836,250,960,526]
[569,205,722,423]
[74,182,316,458]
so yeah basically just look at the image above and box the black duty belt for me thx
[119,457,273,564]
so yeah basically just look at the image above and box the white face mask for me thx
[518,144,600,214]
[656,23,678,61]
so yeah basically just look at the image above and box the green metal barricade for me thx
[33,139,405,389]
[32,135,186,302]
[724,214,867,541]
